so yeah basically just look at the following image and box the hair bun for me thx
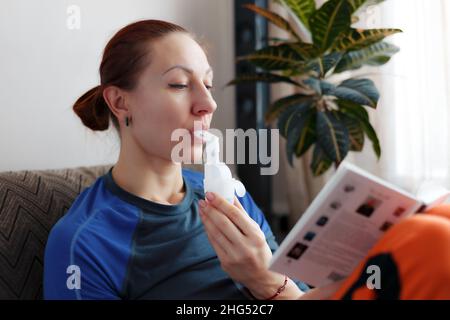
[73,85,110,131]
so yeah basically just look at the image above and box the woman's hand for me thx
[198,191,303,300]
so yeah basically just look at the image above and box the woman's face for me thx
[126,32,216,163]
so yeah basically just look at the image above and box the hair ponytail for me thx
[73,85,110,131]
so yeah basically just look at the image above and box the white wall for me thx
[0,0,236,172]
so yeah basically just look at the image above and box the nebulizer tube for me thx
[194,130,246,203]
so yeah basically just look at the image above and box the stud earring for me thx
[125,117,129,127]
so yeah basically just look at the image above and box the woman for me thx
[44,19,450,301]
[44,19,315,300]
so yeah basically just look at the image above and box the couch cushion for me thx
[0,165,111,299]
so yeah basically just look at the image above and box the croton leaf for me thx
[333,78,380,108]
[310,144,333,176]
[334,41,400,73]
[337,99,369,122]
[278,106,300,138]
[277,104,317,165]
[332,28,402,52]
[277,102,313,137]
[302,78,337,96]
[288,110,316,161]
[227,73,301,87]
[305,52,343,77]
[238,43,316,71]
[337,100,381,158]
[309,0,352,52]
[275,0,316,30]
[316,111,350,163]
[360,118,381,158]
[340,112,365,151]
[288,42,320,59]
[303,78,322,95]
[320,81,337,95]
[243,4,301,41]
[266,94,316,123]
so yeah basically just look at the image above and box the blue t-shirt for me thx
[44,167,308,299]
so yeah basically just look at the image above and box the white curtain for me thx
[372,0,450,192]
[270,0,450,226]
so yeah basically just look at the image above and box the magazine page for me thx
[269,162,423,287]
[415,181,450,211]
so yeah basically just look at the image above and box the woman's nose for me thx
[192,91,217,116]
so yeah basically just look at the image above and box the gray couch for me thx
[0,165,111,299]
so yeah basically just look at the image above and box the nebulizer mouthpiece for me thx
[194,130,246,203]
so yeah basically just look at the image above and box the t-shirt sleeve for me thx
[237,192,310,292]
[44,217,121,300]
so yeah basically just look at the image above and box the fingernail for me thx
[206,192,215,201]
[199,199,207,208]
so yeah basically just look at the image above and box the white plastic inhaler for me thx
[194,130,246,203]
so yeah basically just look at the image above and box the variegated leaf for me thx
[309,0,352,52]
[333,78,380,108]
[334,41,400,73]
[332,28,402,52]
[316,111,350,163]
[243,4,301,41]
[228,73,301,88]
[310,144,333,176]
[266,94,316,123]
[275,0,316,30]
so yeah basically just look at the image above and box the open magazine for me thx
[269,162,450,288]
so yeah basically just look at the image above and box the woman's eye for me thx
[169,83,213,91]
[169,84,188,90]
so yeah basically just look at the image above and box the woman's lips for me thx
[189,123,209,144]
[190,129,207,144]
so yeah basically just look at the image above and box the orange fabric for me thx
[331,204,450,300]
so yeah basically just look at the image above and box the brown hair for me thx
[73,20,188,131]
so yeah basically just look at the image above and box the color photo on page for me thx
[356,196,383,218]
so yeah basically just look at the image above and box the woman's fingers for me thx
[205,192,259,236]
[199,194,275,291]
[199,207,232,255]
[200,199,244,244]
[233,197,260,230]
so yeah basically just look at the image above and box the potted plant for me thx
[229,0,401,175]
